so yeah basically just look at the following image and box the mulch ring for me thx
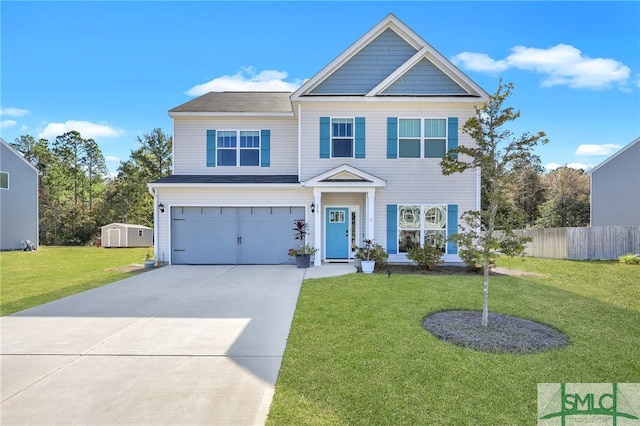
[423,310,568,354]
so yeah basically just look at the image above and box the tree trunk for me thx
[482,256,490,326]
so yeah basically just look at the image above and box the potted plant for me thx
[357,239,376,274]
[144,250,156,269]
[289,220,318,268]
[354,239,388,274]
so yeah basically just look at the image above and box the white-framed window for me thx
[398,204,447,253]
[217,130,260,166]
[138,229,143,237]
[0,171,8,190]
[331,118,354,158]
[398,118,447,158]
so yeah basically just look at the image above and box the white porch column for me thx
[366,189,375,241]
[313,189,322,266]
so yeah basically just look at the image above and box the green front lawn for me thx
[267,258,640,425]
[0,246,151,315]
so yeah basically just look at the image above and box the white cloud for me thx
[545,162,594,171]
[38,120,125,140]
[186,67,303,96]
[575,143,622,156]
[453,44,631,90]
[0,120,17,129]
[105,155,121,162]
[0,106,30,117]
[450,52,508,73]
[566,162,594,171]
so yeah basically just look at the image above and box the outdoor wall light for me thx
[159,203,165,213]
[311,202,315,213]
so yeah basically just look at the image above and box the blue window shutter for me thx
[448,118,458,158]
[447,204,458,254]
[355,117,365,158]
[320,117,330,158]
[387,117,398,159]
[206,130,216,167]
[387,204,398,254]
[260,129,270,167]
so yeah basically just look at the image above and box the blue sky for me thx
[1,1,639,174]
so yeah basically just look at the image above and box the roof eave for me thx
[169,111,295,118]
[148,182,304,189]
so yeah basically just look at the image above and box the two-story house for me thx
[149,13,488,266]
[0,137,40,251]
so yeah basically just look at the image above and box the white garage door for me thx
[171,206,305,265]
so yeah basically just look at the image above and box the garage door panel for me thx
[172,206,305,265]
[238,207,304,264]
[172,207,237,264]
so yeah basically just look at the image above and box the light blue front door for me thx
[326,208,349,259]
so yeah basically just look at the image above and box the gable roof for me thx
[169,92,293,117]
[589,136,640,174]
[302,164,386,188]
[0,137,41,175]
[291,13,488,101]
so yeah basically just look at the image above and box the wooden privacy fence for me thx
[508,226,640,260]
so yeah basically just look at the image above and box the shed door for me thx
[108,229,121,247]
[171,206,304,265]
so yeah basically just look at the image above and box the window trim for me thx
[331,117,355,159]
[0,171,8,190]
[215,129,261,167]
[397,117,448,159]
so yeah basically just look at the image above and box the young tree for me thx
[441,81,548,326]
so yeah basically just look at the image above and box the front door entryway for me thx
[325,207,350,259]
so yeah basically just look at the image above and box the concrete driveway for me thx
[0,264,354,425]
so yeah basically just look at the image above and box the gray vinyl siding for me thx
[299,101,479,250]
[310,28,417,95]
[173,117,298,175]
[0,142,39,250]
[382,58,468,95]
[591,140,640,226]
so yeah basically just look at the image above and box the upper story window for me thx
[398,118,447,158]
[217,130,260,166]
[0,171,8,190]
[332,118,354,158]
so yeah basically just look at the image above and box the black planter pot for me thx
[295,254,311,268]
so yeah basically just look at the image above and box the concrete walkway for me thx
[0,264,355,426]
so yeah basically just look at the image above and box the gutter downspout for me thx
[148,185,159,262]
[297,103,302,180]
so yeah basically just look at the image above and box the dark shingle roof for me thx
[169,92,293,114]
[152,175,300,184]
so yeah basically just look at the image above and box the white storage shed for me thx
[101,223,153,248]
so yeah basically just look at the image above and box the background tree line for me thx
[11,128,172,245]
[498,162,590,229]
[11,126,589,246]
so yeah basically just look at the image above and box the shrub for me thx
[370,243,388,268]
[406,245,444,271]
[618,253,640,265]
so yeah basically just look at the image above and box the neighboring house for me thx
[590,137,640,226]
[100,223,153,248]
[149,13,488,266]
[0,137,40,251]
